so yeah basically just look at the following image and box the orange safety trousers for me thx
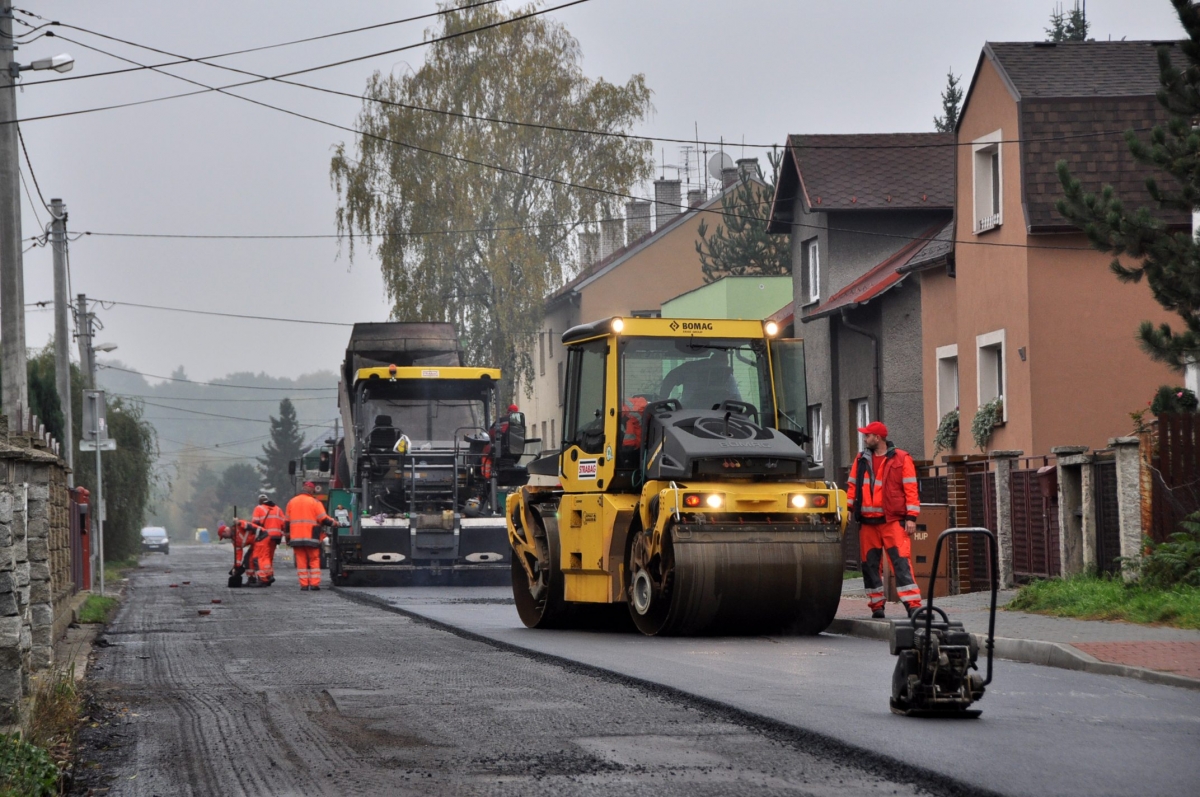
[251,537,275,583]
[860,520,923,612]
[295,547,321,588]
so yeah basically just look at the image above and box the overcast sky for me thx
[14,0,1184,384]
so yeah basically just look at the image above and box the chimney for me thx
[653,178,681,230]
[721,166,739,188]
[625,200,651,244]
[600,216,624,260]
[687,188,707,208]
[737,157,759,180]
[577,231,600,269]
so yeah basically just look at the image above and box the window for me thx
[541,421,547,445]
[548,329,553,359]
[563,339,606,454]
[557,361,564,407]
[550,418,555,446]
[807,405,824,464]
[539,331,546,376]
[803,238,820,304]
[853,398,870,452]
[976,329,1006,418]
[936,344,959,418]
[973,130,1002,233]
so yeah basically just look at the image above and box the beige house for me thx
[521,168,766,454]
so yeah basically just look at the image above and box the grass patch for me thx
[0,734,58,797]
[843,570,861,581]
[77,595,119,624]
[101,556,137,587]
[1007,574,1200,629]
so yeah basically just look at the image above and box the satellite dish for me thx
[707,152,734,181]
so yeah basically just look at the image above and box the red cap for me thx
[857,421,888,438]
[303,481,316,489]
[508,404,519,412]
[217,523,230,539]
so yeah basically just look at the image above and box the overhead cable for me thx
[98,363,336,391]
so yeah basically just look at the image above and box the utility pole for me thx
[51,199,72,481]
[0,6,28,426]
[76,293,94,388]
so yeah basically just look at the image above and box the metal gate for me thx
[1095,458,1121,575]
[966,468,996,591]
[1010,467,1061,580]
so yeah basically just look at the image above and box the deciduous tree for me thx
[331,2,653,397]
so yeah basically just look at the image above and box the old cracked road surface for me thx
[86,546,944,797]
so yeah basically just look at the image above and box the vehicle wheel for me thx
[511,506,572,629]
[164,545,170,555]
[626,528,676,635]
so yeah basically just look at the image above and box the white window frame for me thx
[808,404,824,464]
[972,129,1003,234]
[976,329,1007,421]
[854,398,870,451]
[806,238,820,304]
[935,344,959,418]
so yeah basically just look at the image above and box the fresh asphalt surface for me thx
[86,545,937,796]
[344,582,1200,797]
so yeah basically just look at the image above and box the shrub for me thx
[1139,512,1200,589]
[933,409,959,454]
[971,397,1003,451]
[1150,385,1199,415]
[0,734,58,797]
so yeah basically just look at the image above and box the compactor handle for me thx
[926,527,999,686]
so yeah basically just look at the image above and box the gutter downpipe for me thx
[839,307,882,423]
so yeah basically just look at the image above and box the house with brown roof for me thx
[917,41,1184,460]
[521,166,768,454]
[767,134,954,479]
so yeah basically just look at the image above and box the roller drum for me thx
[633,524,842,636]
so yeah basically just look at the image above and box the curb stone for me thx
[827,618,1200,692]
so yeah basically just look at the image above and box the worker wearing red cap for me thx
[251,493,287,585]
[220,519,259,587]
[845,421,923,619]
[284,481,336,590]
[482,404,521,480]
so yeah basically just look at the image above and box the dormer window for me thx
[973,130,1003,234]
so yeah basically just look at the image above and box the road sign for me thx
[80,438,117,451]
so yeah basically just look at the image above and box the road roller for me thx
[507,316,848,636]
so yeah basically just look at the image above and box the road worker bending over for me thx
[285,481,337,591]
[251,494,287,585]
[218,520,257,588]
[845,421,923,619]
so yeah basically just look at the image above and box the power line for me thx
[134,398,339,424]
[16,125,50,213]
[13,1,509,84]
[113,392,333,403]
[92,298,356,327]
[98,363,337,391]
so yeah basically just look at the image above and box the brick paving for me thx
[1073,641,1200,679]
[836,583,1200,679]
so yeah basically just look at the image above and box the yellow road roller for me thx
[507,316,847,635]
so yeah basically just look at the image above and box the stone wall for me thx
[0,423,73,729]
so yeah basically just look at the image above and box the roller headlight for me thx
[705,494,724,509]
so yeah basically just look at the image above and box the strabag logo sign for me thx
[577,459,599,479]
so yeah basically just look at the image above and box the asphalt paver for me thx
[80,546,943,796]
[347,583,1200,797]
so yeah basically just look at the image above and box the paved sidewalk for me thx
[837,580,1200,681]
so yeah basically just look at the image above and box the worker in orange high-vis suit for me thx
[845,421,923,620]
[251,494,287,585]
[285,481,336,591]
[218,521,257,587]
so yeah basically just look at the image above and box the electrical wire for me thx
[97,363,337,391]
[16,125,50,213]
[112,392,333,403]
[90,298,355,327]
[134,397,335,423]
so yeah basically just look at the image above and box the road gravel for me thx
[79,546,947,796]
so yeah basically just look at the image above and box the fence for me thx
[1150,413,1199,543]
[1009,455,1060,581]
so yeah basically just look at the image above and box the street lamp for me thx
[94,342,118,353]
[9,53,74,78]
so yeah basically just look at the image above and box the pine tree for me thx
[1055,0,1200,371]
[1046,2,1089,42]
[933,70,962,133]
[258,398,305,500]
[694,152,791,283]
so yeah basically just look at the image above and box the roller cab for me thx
[508,317,848,635]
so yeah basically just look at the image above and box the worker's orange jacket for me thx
[284,493,333,548]
[845,444,920,525]
[252,502,287,541]
[231,519,259,567]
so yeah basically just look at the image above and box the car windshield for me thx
[141,528,166,538]
[619,337,774,420]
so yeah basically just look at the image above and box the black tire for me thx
[511,508,572,629]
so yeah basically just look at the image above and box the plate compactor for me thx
[889,527,998,718]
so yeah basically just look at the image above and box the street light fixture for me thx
[9,53,74,78]
[94,342,118,353]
